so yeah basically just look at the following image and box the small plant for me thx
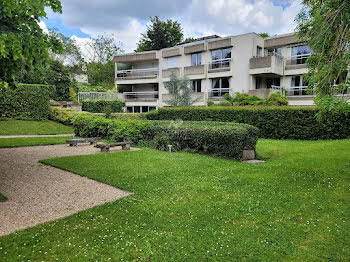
[207,100,215,107]
[217,100,232,106]
[265,92,288,106]
[104,105,113,118]
[69,87,78,104]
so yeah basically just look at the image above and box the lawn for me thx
[0,193,6,202]
[0,139,349,261]
[0,137,73,148]
[0,120,73,135]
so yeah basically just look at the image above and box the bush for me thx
[82,100,125,113]
[0,84,52,120]
[265,92,288,106]
[142,121,259,159]
[145,106,350,140]
[217,100,232,106]
[72,115,153,143]
[66,112,258,160]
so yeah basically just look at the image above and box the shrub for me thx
[265,92,288,106]
[0,84,52,120]
[233,93,266,105]
[207,100,215,107]
[145,106,350,140]
[82,100,125,113]
[143,121,259,159]
[217,100,232,106]
[72,115,153,143]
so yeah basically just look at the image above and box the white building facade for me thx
[114,33,349,113]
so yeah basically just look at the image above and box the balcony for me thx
[123,91,159,102]
[116,68,159,80]
[249,54,284,75]
[184,65,205,76]
[285,86,313,96]
[208,88,231,100]
[285,54,311,70]
[248,86,282,99]
[208,58,231,73]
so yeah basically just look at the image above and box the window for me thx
[191,53,202,66]
[266,78,280,89]
[192,80,202,92]
[168,56,178,68]
[291,45,312,64]
[211,48,231,61]
[274,47,282,55]
[256,77,262,89]
[211,77,230,96]
[257,46,263,57]
[126,106,156,113]
[291,75,308,95]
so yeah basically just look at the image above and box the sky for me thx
[40,0,303,53]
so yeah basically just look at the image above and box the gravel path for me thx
[0,134,74,138]
[0,144,135,236]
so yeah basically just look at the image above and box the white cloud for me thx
[47,0,303,53]
[38,20,49,34]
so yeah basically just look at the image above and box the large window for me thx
[291,45,312,64]
[192,80,202,92]
[256,77,262,89]
[211,77,230,97]
[211,48,231,61]
[191,53,202,66]
[168,56,178,68]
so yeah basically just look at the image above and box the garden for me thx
[0,82,350,260]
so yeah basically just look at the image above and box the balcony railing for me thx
[285,86,313,96]
[208,58,231,72]
[116,68,159,80]
[123,91,159,101]
[208,88,231,99]
[285,53,311,69]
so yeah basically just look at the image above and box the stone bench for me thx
[66,137,101,147]
[95,142,133,152]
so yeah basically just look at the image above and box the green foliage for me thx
[207,100,215,107]
[265,92,288,106]
[82,100,125,113]
[17,59,72,101]
[0,0,62,86]
[314,95,350,120]
[217,100,232,106]
[0,192,7,201]
[72,115,153,143]
[164,72,202,106]
[135,16,185,52]
[69,87,78,103]
[145,106,350,140]
[0,84,51,120]
[296,0,350,112]
[87,60,115,88]
[232,93,266,106]
[143,121,258,159]
[259,33,270,37]
[117,85,133,93]
[73,82,114,93]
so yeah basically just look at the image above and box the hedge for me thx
[146,107,350,140]
[0,84,53,120]
[82,100,125,113]
[49,107,145,125]
[71,114,258,159]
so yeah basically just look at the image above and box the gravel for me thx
[0,144,135,236]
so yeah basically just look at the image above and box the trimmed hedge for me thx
[49,107,145,125]
[0,84,53,120]
[71,114,258,159]
[146,107,350,140]
[82,100,125,113]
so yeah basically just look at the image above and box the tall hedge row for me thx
[0,84,53,120]
[71,114,258,159]
[82,100,125,113]
[146,107,350,140]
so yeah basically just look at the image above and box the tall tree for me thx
[85,34,123,87]
[164,72,201,107]
[296,0,350,114]
[0,0,62,87]
[135,16,186,52]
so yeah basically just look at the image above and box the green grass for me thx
[1,139,350,261]
[0,137,73,148]
[0,120,73,135]
[0,193,7,201]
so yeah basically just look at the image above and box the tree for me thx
[296,0,350,114]
[135,16,185,52]
[85,34,123,87]
[164,72,201,107]
[259,33,270,38]
[0,0,62,87]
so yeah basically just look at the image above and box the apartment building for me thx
[113,32,348,112]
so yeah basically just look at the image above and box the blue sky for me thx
[42,0,302,52]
